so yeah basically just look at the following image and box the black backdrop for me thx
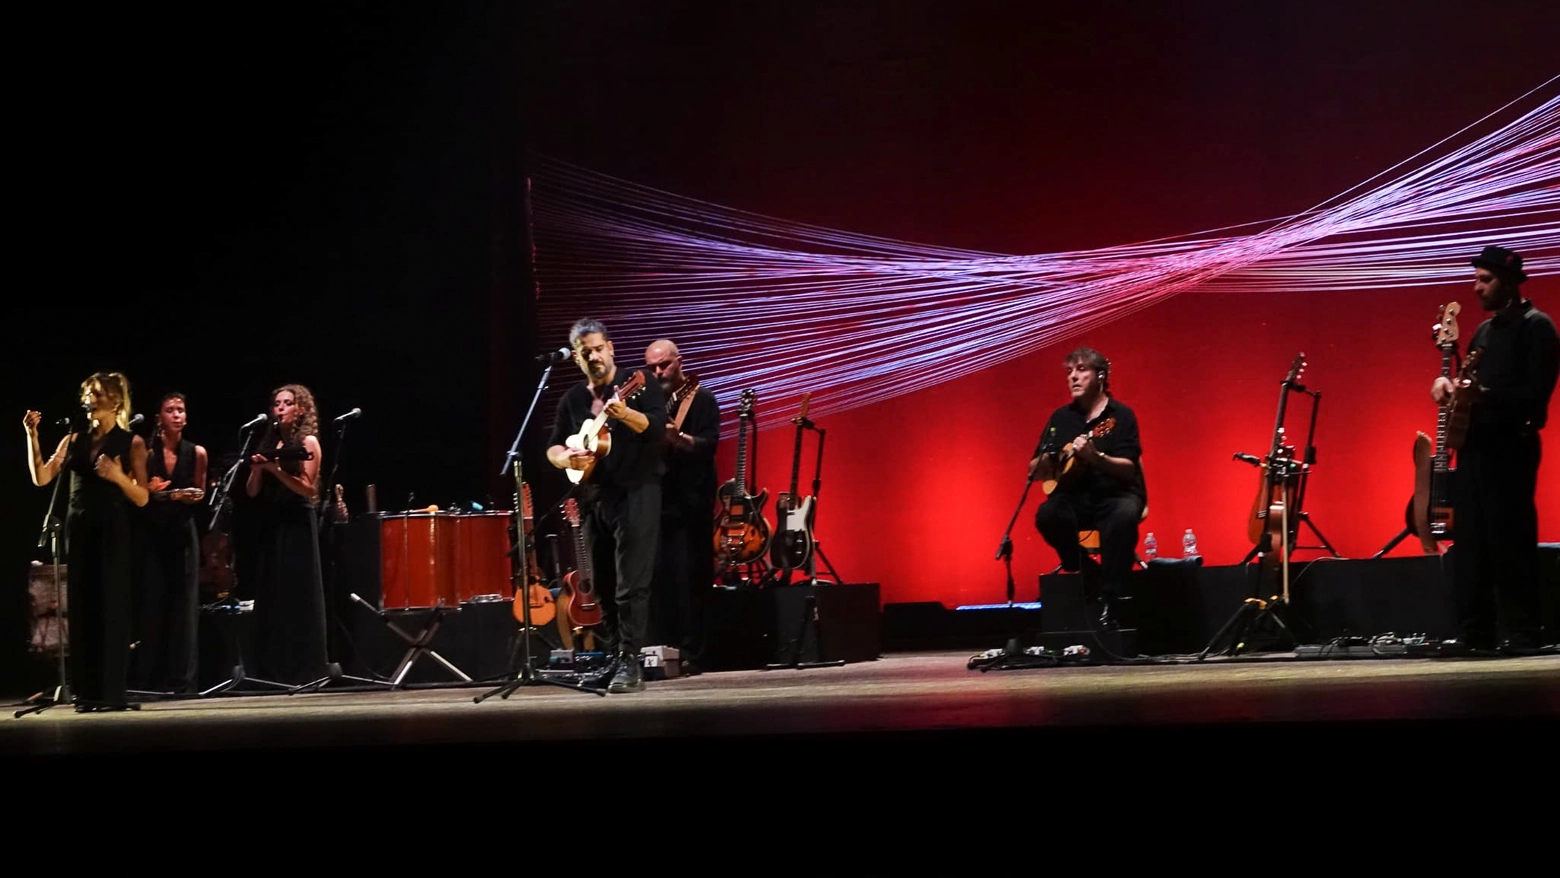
[1,4,539,695]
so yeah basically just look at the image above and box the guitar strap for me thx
[671,378,700,431]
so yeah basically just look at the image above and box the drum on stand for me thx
[453,511,515,602]
[379,512,459,609]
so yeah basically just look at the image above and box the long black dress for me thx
[134,436,201,693]
[248,447,330,685]
[65,425,135,709]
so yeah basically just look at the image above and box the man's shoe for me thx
[608,652,645,693]
[1097,597,1119,630]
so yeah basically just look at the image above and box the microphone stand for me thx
[477,360,605,702]
[16,431,77,717]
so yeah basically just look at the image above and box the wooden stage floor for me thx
[7,648,1559,796]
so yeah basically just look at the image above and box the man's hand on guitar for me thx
[1431,376,1455,404]
[561,447,595,472]
[1070,434,1101,466]
[664,423,694,451]
[1029,454,1058,482]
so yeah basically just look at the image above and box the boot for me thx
[608,651,645,693]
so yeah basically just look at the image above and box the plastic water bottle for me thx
[1143,532,1158,560]
[1183,528,1199,558]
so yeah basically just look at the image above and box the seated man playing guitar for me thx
[546,318,668,693]
[1028,347,1147,629]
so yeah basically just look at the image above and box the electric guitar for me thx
[561,498,602,627]
[714,389,771,566]
[772,393,816,572]
[1409,303,1465,549]
[513,483,556,627]
[1040,417,1118,495]
[564,370,647,484]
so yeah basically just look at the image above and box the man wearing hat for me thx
[1431,245,1559,655]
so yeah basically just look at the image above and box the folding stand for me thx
[346,594,472,689]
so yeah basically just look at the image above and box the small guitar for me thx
[772,393,816,572]
[513,483,555,627]
[1040,417,1118,495]
[564,370,647,484]
[561,498,602,627]
[329,483,349,523]
[714,389,771,566]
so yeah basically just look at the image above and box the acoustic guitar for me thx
[561,498,602,627]
[714,389,771,566]
[513,483,555,627]
[564,370,647,484]
[1246,354,1307,565]
[1040,417,1117,496]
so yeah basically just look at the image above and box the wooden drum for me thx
[380,513,459,609]
[453,511,515,602]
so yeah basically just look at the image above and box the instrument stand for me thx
[1202,493,1310,658]
[476,358,604,702]
[15,475,72,717]
[349,596,473,689]
[996,472,1040,606]
[764,591,845,670]
[198,603,294,697]
[767,412,845,588]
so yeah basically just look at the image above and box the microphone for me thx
[333,407,362,423]
[127,414,144,430]
[535,347,571,364]
[1233,453,1262,466]
[240,413,268,431]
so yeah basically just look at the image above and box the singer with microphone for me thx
[241,383,330,685]
[130,392,208,695]
[23,371,150,713]
[1027,348,1147,629]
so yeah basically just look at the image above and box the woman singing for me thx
[244,383,330,685]
[135,392,208,694]
[24,371,150,712]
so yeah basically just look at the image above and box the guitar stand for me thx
[1197,595,1301,659]
[347,594,473,689]
[765,591,845,670]
[1240,511,1342,565]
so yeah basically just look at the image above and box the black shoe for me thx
[680,659,703,677]
[1097,598,1119,630]
[1437,638,1496,657]
[608,652,645,693]
[1498,634,1546,657]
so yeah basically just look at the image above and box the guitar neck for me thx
[1433,345,1454,466]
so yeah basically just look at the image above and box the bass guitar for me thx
[714,389,771,566]
[512,483,555,627]
[1408,302,1467,550]
[1041,417,1117,495]
[771,393,815,572]
[564,370,647,484]
[561,498,602,627]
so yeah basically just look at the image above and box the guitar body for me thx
[1041,417,1117,496]
[715,481,770,565]
[564,570,603,627]
[771,493,815,571]
[563,371,646,485]
[1407,431,1440,553]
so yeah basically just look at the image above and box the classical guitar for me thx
[1409,303,1464,550]
[513,483,556,627]
[1040,417,1118,496]
[772,393,816,572]
[714,389,771,566]
[561,498,602,627]
[564,370,647,484]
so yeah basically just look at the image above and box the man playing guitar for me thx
[546,318,668,693]
[1029,347,1148,629]
[645,338,721,675]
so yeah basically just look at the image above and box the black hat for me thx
[1471,245,1528,284]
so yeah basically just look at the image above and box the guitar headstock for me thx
[562,497,580,527]
[1433,302,1461,349]
[738,388,757,420]
[1092,417,1117,438]
[521,483,534,519]
[617,370,647,400]
[1285,353,1306,387]
[797,392,811,421]
[1460,348,1483,379]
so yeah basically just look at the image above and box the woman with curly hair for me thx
[244,383,329,685]
[24,371,150,712]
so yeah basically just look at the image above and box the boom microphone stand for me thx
[15,425,78,718]
[477,358,605,702]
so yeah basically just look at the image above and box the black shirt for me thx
[663,380,720,513]
[1032,396,1147,503]
[548,366,668,498]
[1466,299,1559,447]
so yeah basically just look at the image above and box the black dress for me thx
[248,445,330,685]
[64,426,136,708]
[134,436,201,693]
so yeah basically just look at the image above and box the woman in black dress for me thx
[24,371,150,712]
[244,383,329,685]
[135,392,208,694]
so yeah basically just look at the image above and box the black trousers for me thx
[651,502,714,662]
[1035,491,1144,600]
[133,517,200,693]
[585,482,661,657]
[1451,433,1543,646]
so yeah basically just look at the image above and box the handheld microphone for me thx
[240,413,268,431]
[536,347,572,364]
[333,407,362,423]
[127,414,144,430]
[1233,453,1262,466]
